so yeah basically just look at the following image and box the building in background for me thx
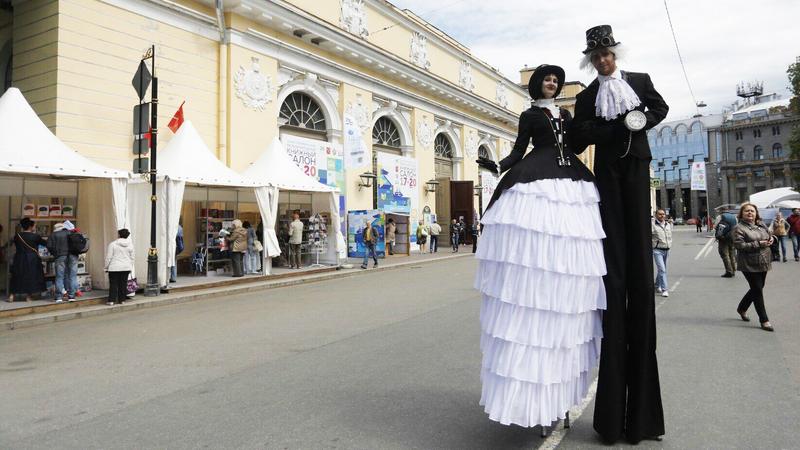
[707,92,799,206]
[649,114,723,219]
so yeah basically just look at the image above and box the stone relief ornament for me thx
[496,82,509,109]
[345,93,370,131]
[459,60,475,91]
[500,140,511,158]
[416,117,433,148]
[234,57,274,111]
[340,0,368,39]
[465,131,478,157]
[410,32,431,70]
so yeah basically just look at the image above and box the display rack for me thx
[307,213,328,268]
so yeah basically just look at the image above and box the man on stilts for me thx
[571,25,668,444]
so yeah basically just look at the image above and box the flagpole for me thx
[145,44,160,297]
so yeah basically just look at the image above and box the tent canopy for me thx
[749,187,800,209]
[243,137,336,192]
[0,88,125,178]
[160,120,260,187]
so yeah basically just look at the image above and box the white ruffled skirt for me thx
[475,178,607,427]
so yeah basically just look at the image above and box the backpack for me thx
[714,222,731,241]
[68,232,89,255]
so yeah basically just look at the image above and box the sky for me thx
[386,0,799,121]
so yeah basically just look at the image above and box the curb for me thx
[1,253,473,331]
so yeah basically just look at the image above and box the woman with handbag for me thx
[733,203,774,331]
[769,212,789,263]
[8,218,46,302]
[243,221,261,275]
[105,228,135,305]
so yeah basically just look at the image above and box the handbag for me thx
[126,275,139,296]
[254,239,264,252]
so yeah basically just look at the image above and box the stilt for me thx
[564,411,571,429]
[540,425,548,438]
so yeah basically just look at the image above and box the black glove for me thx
[476,157,499,174]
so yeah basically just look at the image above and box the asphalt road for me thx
[1,228,798,449]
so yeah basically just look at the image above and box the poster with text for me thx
[347,209,385,258]
[376,153,418,215]
[690,161,707,191]
[343,114,367,169]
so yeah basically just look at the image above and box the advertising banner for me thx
[376,153,418,215]
[347,209,385,258]
[690,161,707,191]
[343,113,367,169]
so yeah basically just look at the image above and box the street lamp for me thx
[424,178,440,194]
[357,172,376,191]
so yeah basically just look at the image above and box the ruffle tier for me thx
[481,333,601,385]
[503,178,601,205]
[481,189,605,240]
[480,295,603,349]
[475,224,605,276]
[474,260,606,314]
[480,369,592,428]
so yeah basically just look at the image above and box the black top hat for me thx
[582,25,620,54]
[528,64,565,100]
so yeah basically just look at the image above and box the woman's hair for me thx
[118,228,130,239]
[20,218,35,230]
[737,203,761,222]
[579,43,628,73]
[243,220,251,228]
[232,219,243,228]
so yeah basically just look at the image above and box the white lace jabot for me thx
[534,98,559,118]
[595,69,641,121]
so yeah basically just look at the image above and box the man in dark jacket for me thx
[46,222,77,302]
[571,25,668,444]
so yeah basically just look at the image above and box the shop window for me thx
[772,143,783,158]
[753,145,763,160]
[279,92,326,132]
[735,147,744,161]
[372,117,401,148]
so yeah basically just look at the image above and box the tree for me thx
[788,57,800,185]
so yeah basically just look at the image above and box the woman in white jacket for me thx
[105,229,135,305]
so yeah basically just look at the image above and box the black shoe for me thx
[737,309,750,322]
[360,265,367,269]
[761,322,774,332]
[721,273,733,278]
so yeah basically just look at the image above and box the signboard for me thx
[347,209,385,258]
[690,161,707,191]
[376,153,418,214]
[343,113,367,169]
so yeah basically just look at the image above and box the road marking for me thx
[537,378,598,450]
[694,237,715,260]
[537,274,683,449]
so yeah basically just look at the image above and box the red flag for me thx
[168,101,185,133]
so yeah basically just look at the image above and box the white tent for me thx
[127,121,276,285]
[0,87,128,291]
[749,187,800,209]
[243,137,342,265]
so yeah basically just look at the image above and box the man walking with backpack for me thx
[715,211,737,277]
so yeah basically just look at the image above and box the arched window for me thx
[279,92,326,132]
[372,117,401,148]
[478,145,491,161]
[735,147,744,161]
[753,145,763,160]
[772,143,783,158]
[434,134,453,159]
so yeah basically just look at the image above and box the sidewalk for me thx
[1,250,474,331]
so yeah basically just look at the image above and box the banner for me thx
[480,173,499,215]
[376,153,418,215]
[347,209,385,258]
[343,113,367,169]
[690,161,707,191]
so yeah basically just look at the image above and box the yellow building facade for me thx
[2,0,528,238]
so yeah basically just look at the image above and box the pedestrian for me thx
[170,222,184,283]
[415,220,427,252]
[475,63,605,430]
[450,218,460,252]
[360,220,378,269]
[769,212,789,263]
[787,208,800,262]
[695,216,702,233]
[385,218,396,255]
[733,203,774,332]
[46,221,77,302]
[8,218,46,303]
[571,25,669,443]
[243,221,260,274]
[288,212,304,269]
[104,228,134,305]
[652,209,672,298]
[715,211,738,277]
[429,219,441,253]
[458,217,467,245]
[471,219,479,253]
[229,219,247,277]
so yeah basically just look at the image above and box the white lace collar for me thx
[534,98,559,118]
[595,69,641,121]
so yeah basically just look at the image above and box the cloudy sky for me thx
[388,0,799,121]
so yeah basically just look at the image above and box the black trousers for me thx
[739,271,769,323]
[593,156,664,443]
[231,252,244,277]
[107,271,129,303]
